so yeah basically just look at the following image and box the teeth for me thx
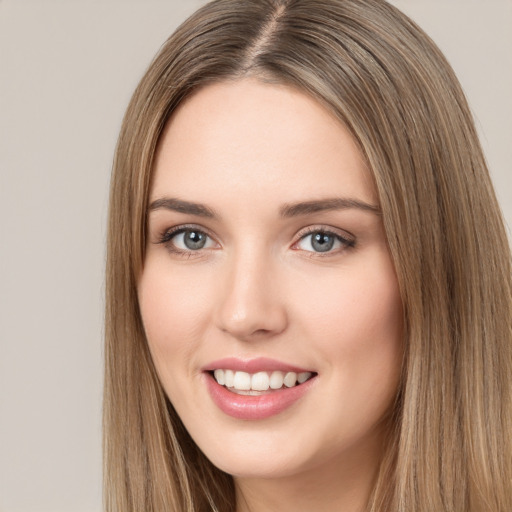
[213,369,225,385]
[224,369,234,388]
[269,371,284,389]
[212,369,313,391]
[284,372,297,387]
[233,371,251,390]
[251,371,270,391]
[298,372,310,384]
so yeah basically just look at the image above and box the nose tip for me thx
[215,260,288,341]
[219,304,287,340]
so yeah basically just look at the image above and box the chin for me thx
[208,452,308,480]
[193,427,337,481]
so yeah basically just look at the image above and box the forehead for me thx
[151,78,377,207]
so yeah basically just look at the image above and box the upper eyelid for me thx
[158,224,216,240]
[295,224,355,241]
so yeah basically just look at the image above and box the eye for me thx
[158,227,217,253]
[295,229,355,254]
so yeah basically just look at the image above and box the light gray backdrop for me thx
[1,1,510,511]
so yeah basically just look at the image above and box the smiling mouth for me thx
[211,369,316,395]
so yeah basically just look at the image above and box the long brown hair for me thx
[104,0,512,510]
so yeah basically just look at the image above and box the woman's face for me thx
[138,79,403,481]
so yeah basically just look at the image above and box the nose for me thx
[215,249,288,341]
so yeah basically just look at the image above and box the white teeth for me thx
[268,371,283,389]
[224,369,234,388]
[213,369,225,385]
[212,369,313,391]
[283,372,297,388]
[251,371,270,391]
[233,371,251,390]
[298,372,311,384]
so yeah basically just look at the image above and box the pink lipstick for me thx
[203,358,317,420]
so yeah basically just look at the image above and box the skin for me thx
[138,79,403,512]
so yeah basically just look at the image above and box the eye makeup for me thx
[292,226,356,256]
[154,222,356,259]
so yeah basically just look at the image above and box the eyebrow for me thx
[148,196,381,218]
[279,198,381,217]
[148,197,218,218]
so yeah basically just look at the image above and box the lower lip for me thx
[205,373,316,420]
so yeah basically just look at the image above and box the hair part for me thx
[104,1,512,510]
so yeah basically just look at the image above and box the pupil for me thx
[184,231,206,250]
[312,232,334,252]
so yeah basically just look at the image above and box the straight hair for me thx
[104,0,512,510]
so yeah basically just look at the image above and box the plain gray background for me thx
[1,1,510,511]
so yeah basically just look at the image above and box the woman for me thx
[104,0,512,510]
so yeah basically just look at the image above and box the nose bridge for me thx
[216,242,287,340]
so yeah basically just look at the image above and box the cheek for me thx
[296,260,402,343]
[137,259,213,378]
[293,254,403,407]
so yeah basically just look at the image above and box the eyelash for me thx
[156,224,215,258]
[293,226,356,256]
[156,224,356,258]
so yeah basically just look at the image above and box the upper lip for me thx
[202,357,314,374]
